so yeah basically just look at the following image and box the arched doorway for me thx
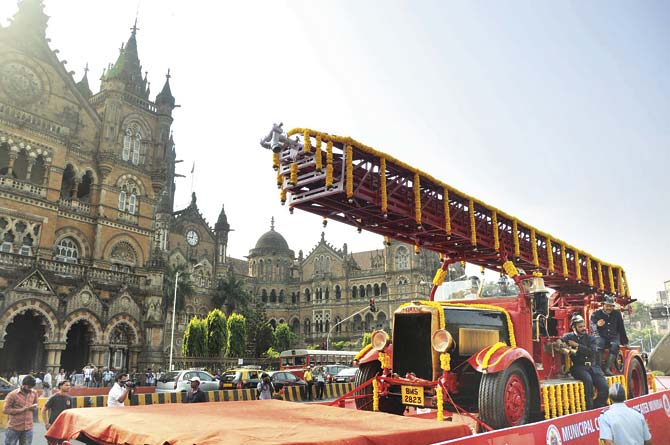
[60,320,92,373]
[0,311,46,374]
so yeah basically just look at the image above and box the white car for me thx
[156,370,219,393]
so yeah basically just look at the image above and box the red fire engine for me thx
[260,124,651,430]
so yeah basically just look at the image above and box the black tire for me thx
[626,358,648,399]
[354,361,404,415]
[479,362,531,429]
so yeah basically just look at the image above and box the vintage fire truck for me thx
[260,124,651,430]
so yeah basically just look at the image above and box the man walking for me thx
[560,314,609,409]
[2,375,39,445]
[590,295,629,376]
[599,382,652,445]
[42,380,73,431]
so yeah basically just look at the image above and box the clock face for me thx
[186,230,199,246]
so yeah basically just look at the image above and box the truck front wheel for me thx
[479,362,531,429]
[354,361,404,415]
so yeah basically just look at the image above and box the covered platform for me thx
[46,399,472,445]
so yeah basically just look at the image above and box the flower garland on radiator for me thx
[380,157,387,216]
[441,302,516,348]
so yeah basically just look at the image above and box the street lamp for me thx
[168,262,203,371]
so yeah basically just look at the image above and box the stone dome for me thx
[255,228,289,251]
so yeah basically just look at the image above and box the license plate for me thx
[401,385,424,406]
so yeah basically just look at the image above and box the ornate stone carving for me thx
[16,274,50,292]
[0,62,44,104]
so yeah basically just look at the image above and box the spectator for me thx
[599,382,652,445]
[303,367,314,401]
[102,368,114,387]
[257,373,274,400]
[55,369,66,387]
[42,380,72,431]
[107,373,133,407]
[186,377,207,403]
[2,375,39,445]
[83,365,94,387]
[590,295,629,376]
[42,369,53,398]
[145,368,155,386]
[314,367,326,400]
[9,371,18,386]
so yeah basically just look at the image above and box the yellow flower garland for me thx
[563,384,570,414]
[530,229,539,266]
[568,383,577,413]
[303,130,311,153]
[398,301,445,329]
[492,210,500,251]
[587,256,594,287]
[503,260,519,278]
[579,382,586,411]
[280,188,286,204]
[384,235,391,246]
[481,342,506,370]
[598,263,604,290]
[547,237,555,272]
[561,244,568,277]
[272,152,280,170]
[414,173,422,227]
[290,162,298,185]
[622,270,630,297]
[345,145,353,199]
[354,344,373,362]
[512,219,520,256]
[608,266,616,293]
[469,199,477,246]
[444,187,452,235]
[556,384,564,416]
[442,302,516,347]
[575,250,582,281]
[315,136,322,171]
[372,378,379,412]
[436,384,444,421]
[378,352,392,369]
[549,385,557,418]
[433,268,447,286]
[617,268,623,295]
[380,157,387,215]
[440,352,451,371]
[276,170,283,187]
[325,140,333,188]
[542,387,550,419]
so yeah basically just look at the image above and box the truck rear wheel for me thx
[354,361,404,415]
[479,362,530,429]
[626,358,647,399]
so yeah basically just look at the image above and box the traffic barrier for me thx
[0,383,355,427]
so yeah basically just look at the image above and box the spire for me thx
[155,69,176,108]
[104,20,148,97]
[76,63,92,98]
[270,216,275,231]
[10,0,49,38]
[215,205,230,232]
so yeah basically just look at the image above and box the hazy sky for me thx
[1,1,668,302]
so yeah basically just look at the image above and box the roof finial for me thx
[131,17,139,36]
[270,216,275,231]
[84,63,90,76]
[166,68,171,80]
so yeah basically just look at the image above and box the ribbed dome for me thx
[255,229,289,250]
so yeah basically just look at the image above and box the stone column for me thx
[44,342,66,373]
[128,346,142,370]
[90,345,108,369]
[25,156,35,181]
[70,177,80,199]
[6,149,18,176]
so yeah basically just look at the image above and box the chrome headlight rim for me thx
[371,329,390,351]
[431,329,454,353]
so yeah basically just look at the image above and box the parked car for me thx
[268,371,306,392]
[220,367,262,389]
[333,367,358,383]
[156,370,219,393]
[0,376,17,400]
[323,364,349,383]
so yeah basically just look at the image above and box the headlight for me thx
[371,330,390,351]
[431,329,454,353]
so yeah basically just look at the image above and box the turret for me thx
[156,69,176,115]
[214,204,231,267]
[76,64,92,98]
[100,21,149,98]
[9,0,49,38]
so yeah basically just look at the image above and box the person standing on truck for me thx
[598,382,652,445]
[590,295,629,376]
[561,314,608,409]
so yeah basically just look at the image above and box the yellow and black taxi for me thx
[220,367,262,389]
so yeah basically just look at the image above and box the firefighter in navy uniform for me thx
[590,295,629,376]
[560,314,609,410]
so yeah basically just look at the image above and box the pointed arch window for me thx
[395,246,410,270]
[118,188,127,211]
[55,237,79,263]
[122,128,132,161]
[128,187,138,214]
[122,124,145,165]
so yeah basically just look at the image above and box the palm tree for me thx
[163,263,195,313]
[214,274,250,315]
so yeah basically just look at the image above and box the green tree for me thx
[264,347,280,359]
[255,321,275,357]
[206,309,228,356]
[274,322,296,351]
[214,275,251,315]
[163,263,195,312]
[227,313,247,358]
[182,316,207,356]
[362,332,372,347]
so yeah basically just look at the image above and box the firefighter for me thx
[561,314,609,410]
[590,295,629,376]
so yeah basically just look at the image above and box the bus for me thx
[279,349,357,379]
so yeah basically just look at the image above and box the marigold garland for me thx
[542,387,550,419]
[503,260,519,278]
[398,301,445,329]
[597,263,604,290]
[442,302,516,347]
[272,152,280,170]
[469,199,477,246]
[303,131,311,153]
[530,229,538,266]
[617,268,623,295]
[280,188,286,204]
[579,382,586,411]
[378,352,392,369]
[608,266,616,294]
[563,384,570,414]
[481,342,506,370]
[587,256,594,287]
[345,145,353,198]
[561,244,568,277]
[546,238,555,272]
[325,140,333,188]
[436,385,444,421]
[440,352,451,371]
[556,384,564,416]
[354,344,373,361]
[372,378,379,412]
[315,136,322,171]
[444,187,452,236]
[290,162,298,185]
[414,173,422,227]
[512,219,520,256]
[433,268,447,286]
[568,383,577,413]
[492,210,500,251]
[622,270,630,297]
[276,170,283,187]
[380,157,387,215]
[549,385,557,418]
[575,250,582,281]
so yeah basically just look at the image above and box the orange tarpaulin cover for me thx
[46,400,472,445]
